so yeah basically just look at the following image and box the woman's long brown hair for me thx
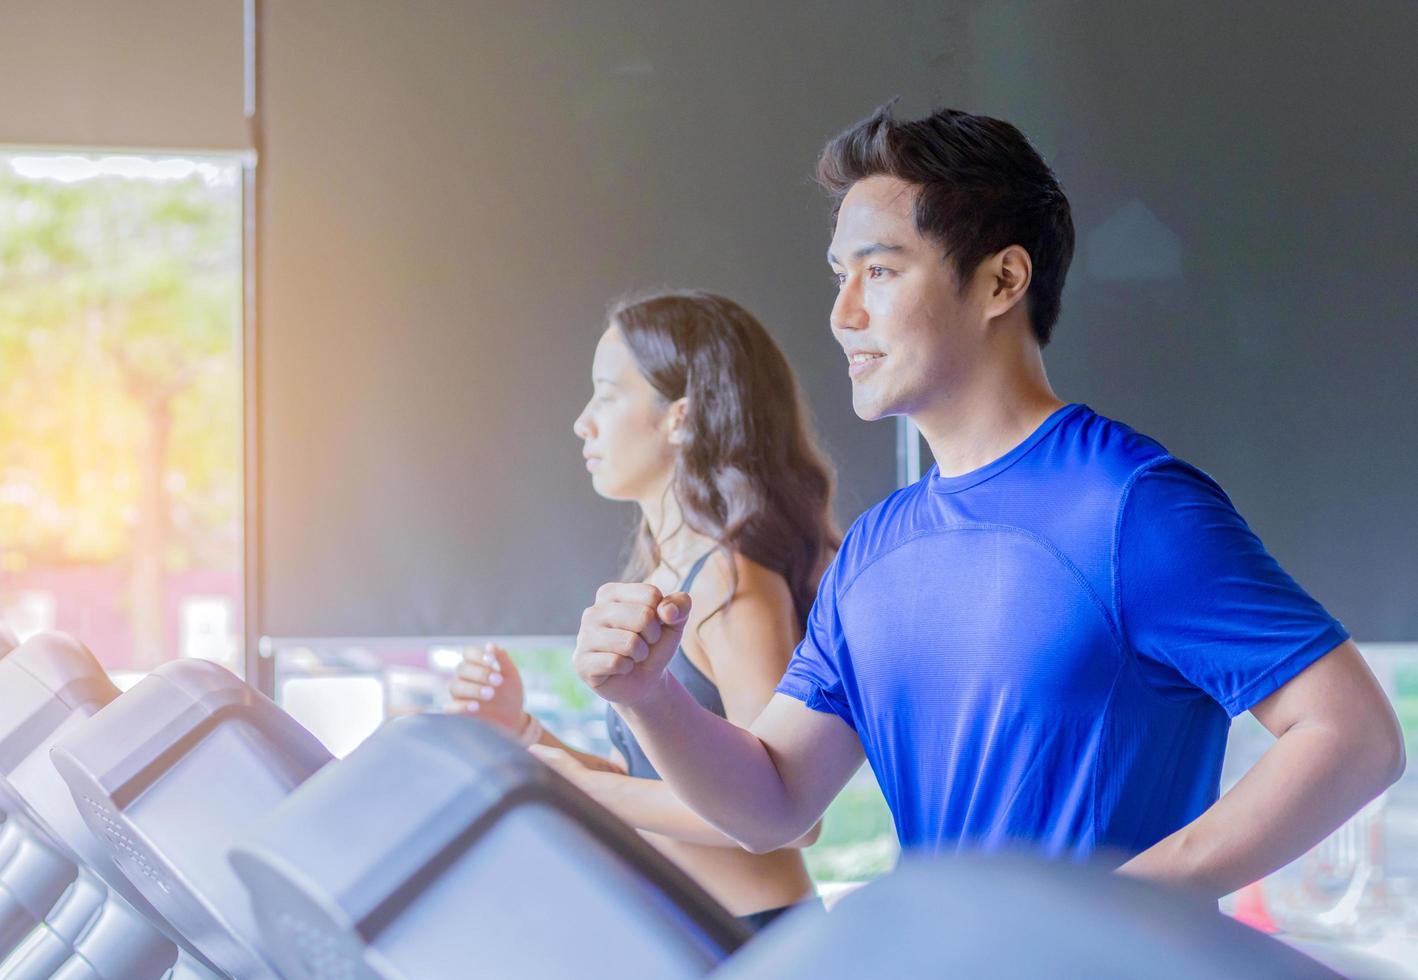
[613,290,839,630]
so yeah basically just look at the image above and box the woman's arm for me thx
[531,726,626,774]
[449,643,624,774]
[532,744,821,847]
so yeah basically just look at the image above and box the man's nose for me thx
[831,278,868,333]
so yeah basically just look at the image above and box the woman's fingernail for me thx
[480,686,495,700]
[463,699,480,713]
[482,652,497,667]
[489,672,504,686]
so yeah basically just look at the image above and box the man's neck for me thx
[913,342,1064,479]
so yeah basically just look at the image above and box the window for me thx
[0,150,244,677]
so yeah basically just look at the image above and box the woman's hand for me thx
[448,643,526,734]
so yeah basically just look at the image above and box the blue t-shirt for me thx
[777,404,1348,860]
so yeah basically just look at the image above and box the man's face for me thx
[827,175,984,422]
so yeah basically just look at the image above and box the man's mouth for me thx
[846,350,885,378]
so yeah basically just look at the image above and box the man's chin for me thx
[851,393,892,422]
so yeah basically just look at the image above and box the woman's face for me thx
[572,325,678,502]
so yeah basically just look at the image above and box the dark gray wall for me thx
[971,3,1418,641]
[259,1,1417,641]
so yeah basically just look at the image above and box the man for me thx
[570,104,1405,898]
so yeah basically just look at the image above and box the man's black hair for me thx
[818,102,1075,346]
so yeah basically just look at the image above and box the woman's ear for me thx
[666,397,690,445]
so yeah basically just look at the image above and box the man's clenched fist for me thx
[573,582,693,706]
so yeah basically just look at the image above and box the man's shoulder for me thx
[1059,406,1174,486]
[1070,409,1235,508]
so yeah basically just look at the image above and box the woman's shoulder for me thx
[681,547,799,681]
[687,548,793,617]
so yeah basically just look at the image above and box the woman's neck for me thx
[638,477,715,572]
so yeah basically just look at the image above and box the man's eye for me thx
[867,265,888,280]
[831,272,846,288]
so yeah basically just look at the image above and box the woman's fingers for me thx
[488,642,515,672]
[450,678,502,701]
[455,660,504,686]
[464,644,498,667]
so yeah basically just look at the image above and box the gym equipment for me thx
[230,713,749,979]
[0,632,188,978]
[51,658,333,980]
[715,854,1344,979]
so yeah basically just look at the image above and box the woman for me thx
[449,290,838,930]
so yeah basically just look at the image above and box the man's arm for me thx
[573,583,864,853]
[1118,640,1406,897]
[623,686,863,852]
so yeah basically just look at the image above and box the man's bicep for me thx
[751,693,865,828]
[1250,640,1399,739]
[1120,460,1350,711]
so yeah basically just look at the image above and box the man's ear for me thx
[666,397,690,445]
[983,245,1033,321]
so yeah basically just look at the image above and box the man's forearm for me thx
[1118,722,1403,897]
[620,674,805,852]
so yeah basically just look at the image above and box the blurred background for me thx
[0,1,1414,971]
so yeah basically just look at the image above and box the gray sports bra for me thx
[606,551,723,780]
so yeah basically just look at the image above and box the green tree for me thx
[0,156,241,666]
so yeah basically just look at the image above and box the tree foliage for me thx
[0,154,242,662]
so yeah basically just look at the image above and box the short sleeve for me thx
[1117,459,1349,717]
[775,546,857,731]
